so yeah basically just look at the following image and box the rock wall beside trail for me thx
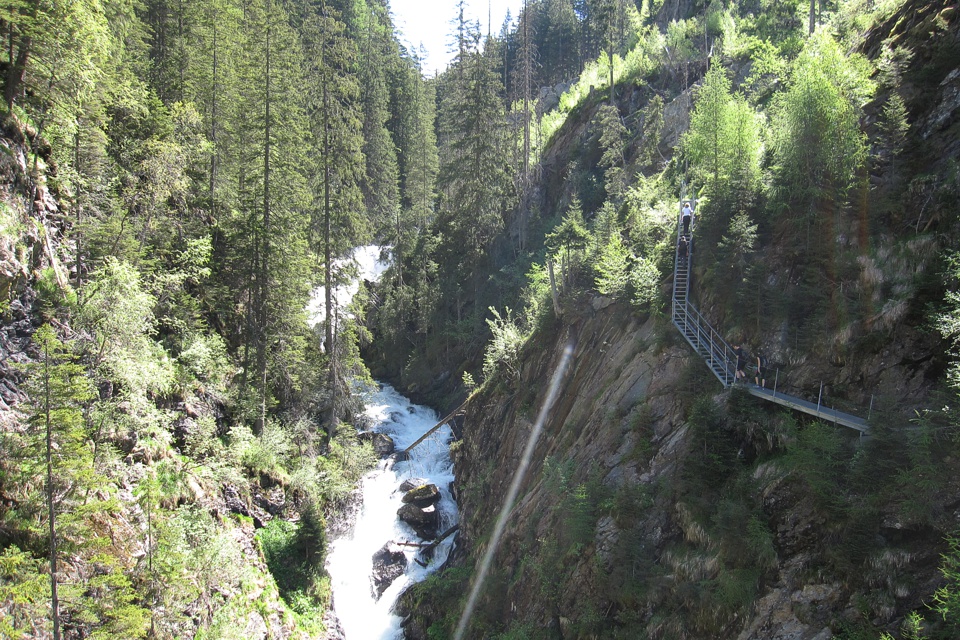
[398,293,954,638]
[454,301,688,619]
[0,122,69,428]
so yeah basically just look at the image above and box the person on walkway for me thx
[755,349,767,388]
[681,201,693,235]
[677,236,688,264]
[733,344,747,382]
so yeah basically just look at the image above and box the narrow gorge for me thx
[2,0,960,638]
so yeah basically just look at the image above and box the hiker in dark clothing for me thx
[733,344,747,382]
[755,350,767,388]
[677,236,688,264]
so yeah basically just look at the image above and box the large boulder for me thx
[371,542,408,598]
[399,477,429,492]
[401,483,441,509]
[397,503,439,540]
[372,432,395,457]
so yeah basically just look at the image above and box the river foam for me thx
[326,385,458,638]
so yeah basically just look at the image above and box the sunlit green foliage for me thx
[0,546,47,639]
[546,198,590,287]
[683,60,764,242]
[771,31,872,212]
[79,258,174,399]
[483,307,525,383]
[594,232,632,297]
[256,503,328,618]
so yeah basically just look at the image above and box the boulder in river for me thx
[397,502,439,539]
[399,477,429,493]
[401,483,441,509]
[371,542,408,598]
[372,432,395,457]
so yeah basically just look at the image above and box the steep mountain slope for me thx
[406,296,956,637]
[0,115,357,639]
[395,1,960,637]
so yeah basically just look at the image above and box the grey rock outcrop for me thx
[372,432,395,457]
[397,502,439,540]
[371,543,408,598]
[401,483,441,509]
[399,477,429,492]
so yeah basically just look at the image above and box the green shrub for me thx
[495,622,538,639]
[314,427,377,504]
[256,504,328,614]
[594,233,631,298]
[35,266,75,316]
[241,420,293,482]
[482,307,525,384]
[782,420,846,513]
[0,546,47,639]
[177,331,232,392]
[932,534,960,637]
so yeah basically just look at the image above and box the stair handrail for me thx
[669,189,868,430]
[673,300,737,386]
[671,195,691,306]
[671,190,737,387]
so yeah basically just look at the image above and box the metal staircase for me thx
[671,204,737,388]
[669,197,869,433]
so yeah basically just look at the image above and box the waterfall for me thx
[307,245,392,327]
[315,246,459,639]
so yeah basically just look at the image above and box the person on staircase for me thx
[677,235,689,265]
[681,201,694,236]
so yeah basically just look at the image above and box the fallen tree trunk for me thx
[402,399,468,455]
[421,524,459,554]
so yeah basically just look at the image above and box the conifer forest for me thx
[1,0,959,638]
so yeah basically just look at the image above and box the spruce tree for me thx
[300,0,366,442]
[685,60,732,197]
[514,0,537,251]
[390,49,439,289]
[19,326,96,640]
[359,1,400,238]
[437,25,513,286]
[537,0,578,87]
[772,32,869,222]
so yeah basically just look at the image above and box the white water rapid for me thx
[327,388,458,638]
[316,245,459,639]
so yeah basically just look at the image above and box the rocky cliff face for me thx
[400,293,954,638]
[0,120,67,423]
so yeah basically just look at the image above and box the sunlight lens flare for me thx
[453,340,575,640]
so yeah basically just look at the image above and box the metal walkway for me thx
[745,386,868,432]
[670,198,869,433]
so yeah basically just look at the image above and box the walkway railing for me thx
[668,194,868,433]
[673,299,738,387]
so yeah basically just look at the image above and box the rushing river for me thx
[316,246,459,639]
[327,385,459,639]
